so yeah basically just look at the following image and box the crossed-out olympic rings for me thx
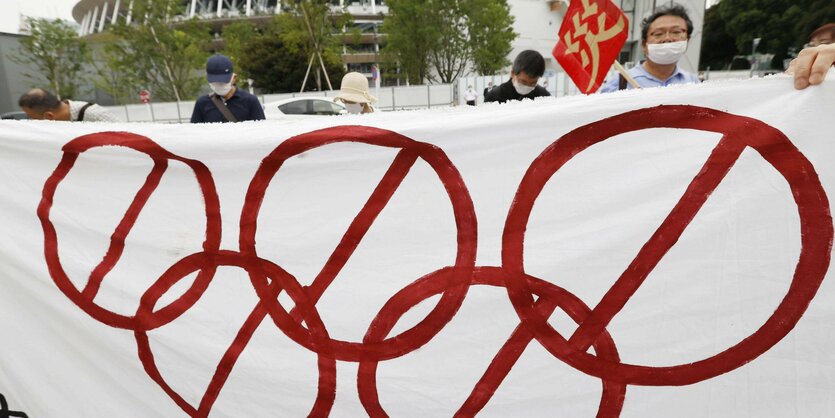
[38,105,832,417]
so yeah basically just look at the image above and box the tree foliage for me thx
[383,0,516,84]
[276,0,353,91]
[222,18,345,93]
[12,18,92,99]
[99,0,210,103]
[219,20,260,84]
[701,0,835,70]
[466,0,516,75]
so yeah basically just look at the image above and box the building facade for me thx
[71,0,389,80]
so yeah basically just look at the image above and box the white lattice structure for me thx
[72,0,390,36]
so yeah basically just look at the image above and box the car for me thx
[263,97,346,120]
[1,111,28,120]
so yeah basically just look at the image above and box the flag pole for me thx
[612,61,641,89]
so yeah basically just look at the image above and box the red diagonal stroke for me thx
[82,159,168,299]
[455,267,623,418]
[194,301,334,418]
[197,303,268,416]
[134,250,337,418]
[455,296,560,417]
[568,136,747,352]
[289,148,420,322]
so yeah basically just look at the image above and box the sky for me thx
[0,0,78,34]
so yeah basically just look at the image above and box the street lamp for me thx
[750,37,761,78]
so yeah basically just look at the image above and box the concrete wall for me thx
[0,32,45,114]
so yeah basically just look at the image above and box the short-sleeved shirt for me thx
[599,63,700,93]
[190,88,266,123]
[68,100,120,122]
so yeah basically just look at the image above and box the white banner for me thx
[1,76,834,417]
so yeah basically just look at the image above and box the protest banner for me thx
[1,77,834,417]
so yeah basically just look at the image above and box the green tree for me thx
[701,0,835,70]
[793,0,835,47]
[99,0,210,103]
[381,0,436,83]
[12,18,92,99]
[241,31,346,93]
[277,0,353,91]
[383,0,516,84]
[219,20,261,85]
[465,0,515,75]
[699,5,737,70]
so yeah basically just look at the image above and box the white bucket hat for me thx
[334,72,377,104]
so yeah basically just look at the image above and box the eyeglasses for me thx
[648,28,688,41]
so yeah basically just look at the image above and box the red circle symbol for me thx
[240,125,478,362]
[502,105,833,386]
[38,106,832,417]
[38,132,222,331]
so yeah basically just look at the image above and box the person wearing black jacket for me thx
[484,50,551,103]
[190,54,265,123]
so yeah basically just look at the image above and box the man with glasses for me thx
[600,3,699,92]
[806,23,834,48]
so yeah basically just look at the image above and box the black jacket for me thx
[190,88,266,123]
[484,79,550,103]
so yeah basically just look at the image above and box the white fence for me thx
[105,68,760,123]
[103,72,591,123]
[105,84,459,123]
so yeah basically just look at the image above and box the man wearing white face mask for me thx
[600,4,700,93]
[484,50,551,103]
[190,54,265,123]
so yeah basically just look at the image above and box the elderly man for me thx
[18,88,118,122]
[190,54,265,123]
[600,3,699,92]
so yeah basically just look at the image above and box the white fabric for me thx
[1,75,834,417]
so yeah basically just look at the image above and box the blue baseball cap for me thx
[206,54,234,83]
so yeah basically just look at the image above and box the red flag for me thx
[553,0,628,93]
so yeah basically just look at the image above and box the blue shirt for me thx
[190,88,266,123]
[599,63,700,93]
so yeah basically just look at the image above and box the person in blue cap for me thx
[190,54,265,123]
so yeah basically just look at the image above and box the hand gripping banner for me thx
[554,0,628,93]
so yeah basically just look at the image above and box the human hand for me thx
[788,44,835,89]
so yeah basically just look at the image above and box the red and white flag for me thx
[554,0,629,93]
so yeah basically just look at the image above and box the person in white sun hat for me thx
[334,72,377,114]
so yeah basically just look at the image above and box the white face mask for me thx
[646,40,688,65]
[344,103,364,114]
[512,80,536,96]
[209,82,233,96]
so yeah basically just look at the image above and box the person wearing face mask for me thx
[484,50,551,103]
[190,54,265,123]
[334,72,377,114]
[599,4,700,93]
